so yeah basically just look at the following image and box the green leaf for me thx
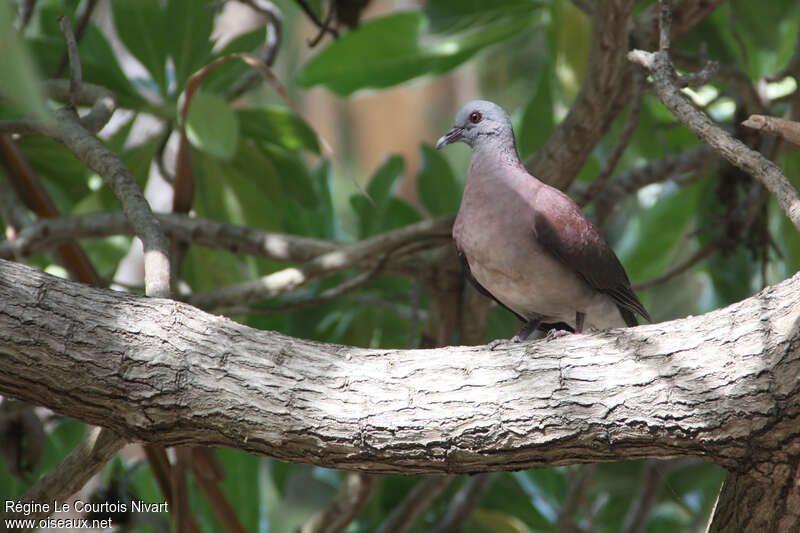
[296,9,538,96]
[185,90,239,160]
[518,63,554,161]
[260,143,319,209]
[217,449,261,531]
[417,144,461,215]
[424,0,544,34]
[350,155,405,237]
[166,0,214,91]
[470,509,532,533]
[0,1,49,121]
[112,0,168,94]
[618,182,703,282]
[81,25,147,108]
[202,29,268,93]
[239,106,320,154]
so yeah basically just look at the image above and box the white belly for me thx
[457,214,626,330]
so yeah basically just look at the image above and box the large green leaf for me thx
[112,0,168,94]
[185,90,240,160]
[28,15,144,109]
[0,1,49,121]
[350,155,405,238]
[296,9,538,96]
[618,181,704,282]
[166,0,214,91]
[260,143,319,209]
[518,63,555,161]
[202,29,269,93]
[424,0,544,34]
[217,449,261,532]
[417,144,461,215]
[239,107,320,154]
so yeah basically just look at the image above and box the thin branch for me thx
[226,1,283,99]
[213,263,382,316]
[525,0,635,190]
[348,294,430,323]
[57,16,82,110]
[0,211,333,262]
[54,0,99,78]
[557,465,596,533]
[190,448,246,533]
[0,177,34,240]
[48,109,172,297]
[295,0,338,45]
[623,458,703,533]
[631,242,718,291]
[0,135,105,286]
[628,1,800,233]
[592,146,715,229]
[16,0,37,30]
[672,50,765,115]
[430,474,494,533]
[300,473,381,533]
[741,115,800,147]
[187,217,452,310]
[676,60,720,89]
[375,476,455,533]
[6,427,125,527]
[580,73,645,207]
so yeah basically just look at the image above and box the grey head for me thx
[435,100,517,152]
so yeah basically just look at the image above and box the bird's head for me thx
[435,100,514,151]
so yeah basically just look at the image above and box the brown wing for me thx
[533,188,651,324]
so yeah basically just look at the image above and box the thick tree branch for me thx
[0,259,797,478]
[526,0,635,189]
[527,0,723,191]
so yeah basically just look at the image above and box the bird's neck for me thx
[469,137,528,179]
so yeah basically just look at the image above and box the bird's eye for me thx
[469,111,482,124]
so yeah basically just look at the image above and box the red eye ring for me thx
[469,111,482,124]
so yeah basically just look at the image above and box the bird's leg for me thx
[544,314,582,341]
[575,311,585,334]
[488,318,541,350]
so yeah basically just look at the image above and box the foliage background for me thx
[2,0,799,531]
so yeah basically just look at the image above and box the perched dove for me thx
[436,100,650,343]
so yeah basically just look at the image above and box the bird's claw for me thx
[545,329,571,341]
[488,335,522,350]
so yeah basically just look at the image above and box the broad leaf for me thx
[112,0,168,94]
[518,63,555,161]
[0,1,49,121]
[239,107,320,154]
[185,90,239,160]
[417,144,460,215]
[166,0,214,91]
[296,8,539,96]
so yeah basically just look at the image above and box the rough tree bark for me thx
[0,258,799,529]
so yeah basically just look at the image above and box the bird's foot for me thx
[545,329,572,341]
[488,337,519,350]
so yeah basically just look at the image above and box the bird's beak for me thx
[435,127,464,150]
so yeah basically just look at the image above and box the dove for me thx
[436,100,650,344]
